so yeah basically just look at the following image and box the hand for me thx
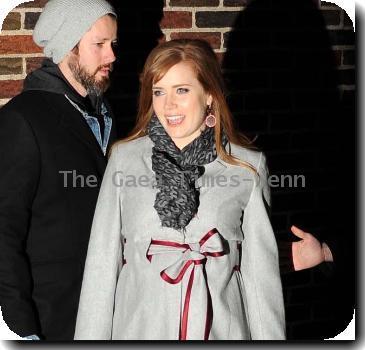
[291,225,326,271]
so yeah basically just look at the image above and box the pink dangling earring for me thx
[205,105,216,128]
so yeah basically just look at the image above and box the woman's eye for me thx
[177,88,189,94]
[153,90,164,97]
[95,43,104,47]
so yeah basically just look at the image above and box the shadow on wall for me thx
[222,0,355,340]
[107,0,164,138]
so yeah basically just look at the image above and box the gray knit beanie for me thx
[33,0,117,64]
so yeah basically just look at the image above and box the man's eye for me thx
[153,90,164,97]
[95,43,104,47]
[177,88,189,94]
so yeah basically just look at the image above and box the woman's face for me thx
[152,61,212,149]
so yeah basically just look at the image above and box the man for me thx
[0,0,118,340]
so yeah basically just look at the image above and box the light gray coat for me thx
[74,136,286,340]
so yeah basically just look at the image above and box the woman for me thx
[74,39,286,340]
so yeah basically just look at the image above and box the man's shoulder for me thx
[1,90,62,115]
[0,91,71,126]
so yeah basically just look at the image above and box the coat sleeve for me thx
[74,145,123,340]
[240,152,286,340]
[0,107,42,337]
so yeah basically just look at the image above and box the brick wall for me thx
[0,0,45,105]
[0,1,355,106]
[0,0,356,340]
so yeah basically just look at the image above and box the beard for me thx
[68,54,112,96]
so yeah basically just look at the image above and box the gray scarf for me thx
[147,116,217,231]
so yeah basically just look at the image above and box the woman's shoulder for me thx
[228,143,266,169]
[107,136,152,170]
[110,136,152,157]
[228,144,270,202]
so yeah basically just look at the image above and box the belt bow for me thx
[146,228,227,340]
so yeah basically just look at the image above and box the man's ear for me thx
[71,43,80,56]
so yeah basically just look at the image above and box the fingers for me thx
[290,225,307,239]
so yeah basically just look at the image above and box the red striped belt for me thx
[146,228,227,340]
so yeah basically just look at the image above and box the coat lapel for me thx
[142,138,154,175]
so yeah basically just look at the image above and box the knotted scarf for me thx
[147,116,218,231]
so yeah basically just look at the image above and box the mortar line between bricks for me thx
[320,4,337,10]
[320,7,342,10]
[164,7,244,11]
[10,8,43,13]
[0,53,44,58]
[20,11,25,30]
[162,28,233,33]
[10,7,43,13]
[337,66,356,70]
[192,9,197,30]
[0,98,10,105]
[338,85,355,90]
[0,30,33,35]
[22,57,26,78]
[0,74,24,80]
[340,48,344,66]
[331,45,355,50]
[326,25,345,30]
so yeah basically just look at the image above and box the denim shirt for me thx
[65,95,112,155]
[23,335,40,340]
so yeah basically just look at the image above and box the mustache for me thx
[94,64,114,76]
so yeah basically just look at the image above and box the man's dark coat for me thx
[0,61,117,340]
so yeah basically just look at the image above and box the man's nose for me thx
[105,43,116,63]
